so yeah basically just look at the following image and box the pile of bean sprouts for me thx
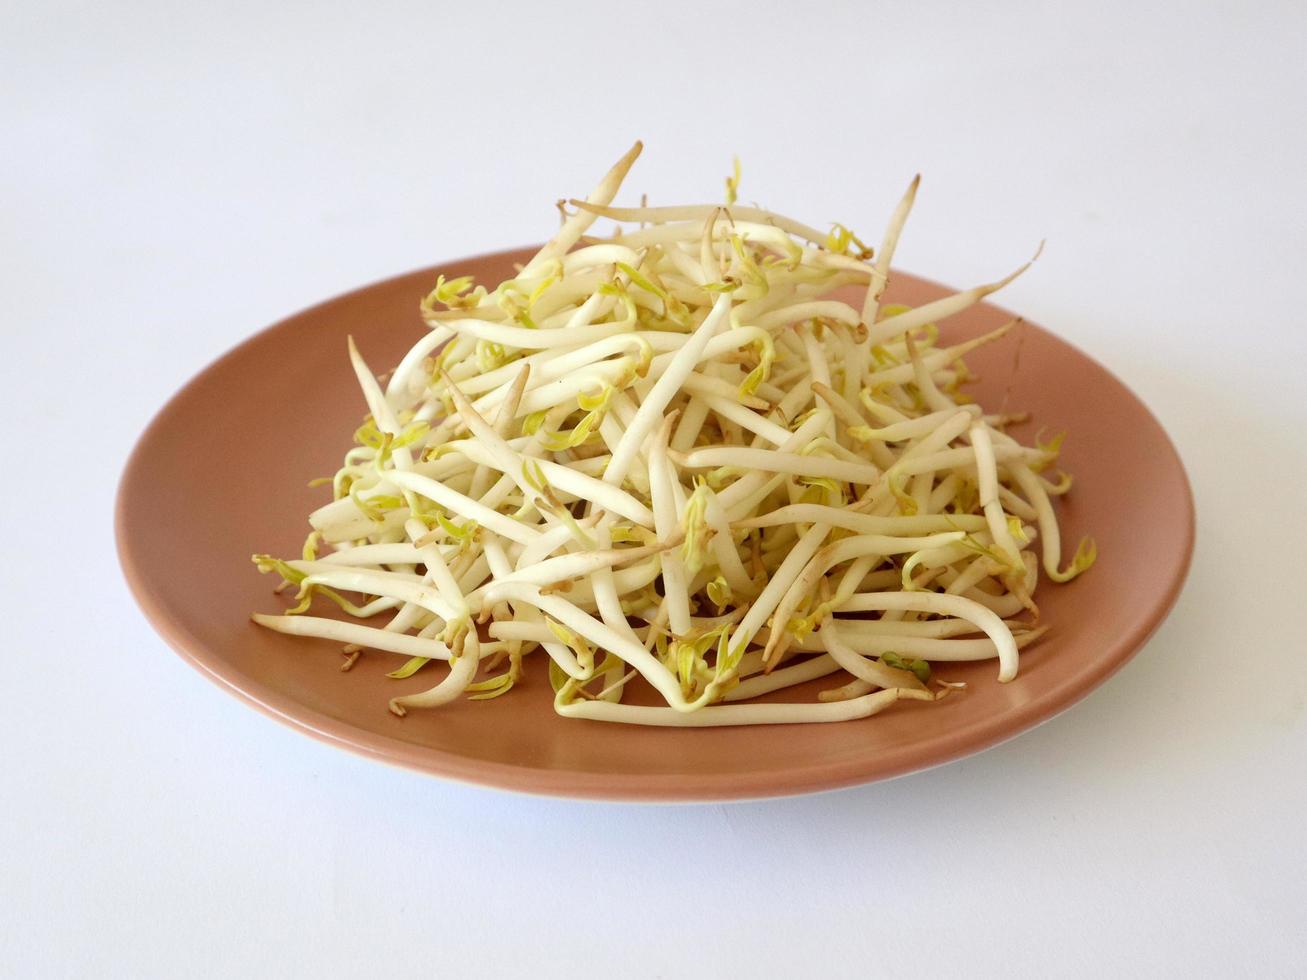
[252,142,1095,726]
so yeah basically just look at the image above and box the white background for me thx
[4,2,1306,977]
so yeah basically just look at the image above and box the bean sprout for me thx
[252,144,1095,725]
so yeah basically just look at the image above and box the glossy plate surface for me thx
[117,247,1194,801]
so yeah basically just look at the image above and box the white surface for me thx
[4,2,1305,976]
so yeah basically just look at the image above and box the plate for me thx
[116,246,1194,802]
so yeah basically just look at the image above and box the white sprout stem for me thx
[487,621,555,644]
[251,614,458,660]
[940,578,1029,618]
[887,443,1040,479]
[865,263,1030,346]
[819,678,876,703]
[472,541,667,601]
[384,470,542,546]
[381,601,430,637]
[833,554,882,607]
[970,421,1025,569]
[429,316,636,351]
[389,634,482,716]
[512,520,597,570]
[861,174,920,327]
[777,625,1050,660]
[857,406,981,443]
[1007,460,1076,581]
[702,487,756,594]
[717,410,829,514]
[724,654,845,701]
[856,330,1011,397]
[524,141,643,274]
[730,522,830,656]
[481,539,576,674]
[799,324,837,441]
[486,582,699,711]
[671,447,881,484]
[648,416,692,636]
[588,520,659,651]
[754,300,862,331]
[385,325,452,408]
[449,333,653,398]
[468,363,530,500]
[819,625,928,691]
[736,504,988,535]
[998,484,1040,522]
[556,687,934,727]
[780,616,1005,639]
[439,369,653,529]
[298,566,461,622]
[318,543,427,566]
[604,292,733,487]
[571,201,828,245]
[945,555,1001,596]
[349,596,404,618]
[406,519,468,605]
[830,592,1019,681]
[694,392,794,445]
[449,440,654,526]
[670,395,711,452]
[764,531,967,663]
[614,219,829,258]
[347,336,406,438]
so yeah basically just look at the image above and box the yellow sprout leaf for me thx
[466,671,515,701]
[547,619,593,664]
[424,275,484,311]
[1050,536,1098,583]
[889,476,918,516]
[617,261,670,307]
[476,340,515,373]
[252,554,306,586]
[738,334,775,397]
[681,482,712,576]
[301,531,322,562]
[724,156,741,206]
[824,222,873,259]
[353,418,386,450]
[706,575,732,610]
[577,383,614,414]
[1007,516,1030,544]
[548,658,570,695]
[1033,429,1067,472]
[522,458,549,495]
[387,656,431,680]
[880,652,931,684]
[522,410,547,436]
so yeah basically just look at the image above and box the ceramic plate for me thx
[116,246,1194,801]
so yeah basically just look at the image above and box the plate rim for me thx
[115,248,1196,803]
